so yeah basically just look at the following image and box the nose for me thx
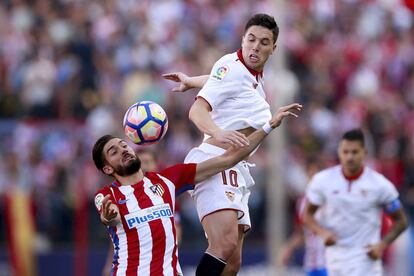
[252,41,260,52]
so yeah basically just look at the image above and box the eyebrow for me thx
[107,139,128,154]
[106,145,116,155]
[247,33,271,41]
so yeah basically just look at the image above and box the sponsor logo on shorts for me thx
[95,193,104,211]
[225,191,235,202]
[212,66,229,81]
[125,203,173,229]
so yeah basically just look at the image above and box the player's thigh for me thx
[202,209,239,246]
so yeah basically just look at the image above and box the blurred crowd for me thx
[0,0,272,251]
[0,0,414,267]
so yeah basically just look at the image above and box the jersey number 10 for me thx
[221,170,239,187]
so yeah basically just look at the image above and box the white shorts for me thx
[326,246,383,276]
[184,143,254,232]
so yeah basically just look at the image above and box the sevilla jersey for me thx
[94,163,197,276]
[197,49,271,137]
[306,165,399,247]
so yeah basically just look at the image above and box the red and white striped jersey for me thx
[94,163,197,276]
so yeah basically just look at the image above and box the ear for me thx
[102,165,114,176]
[272,43,277,52]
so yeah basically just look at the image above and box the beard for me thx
[115,158,141,176]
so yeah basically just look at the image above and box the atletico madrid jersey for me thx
[94,163,197,276]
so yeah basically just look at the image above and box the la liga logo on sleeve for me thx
[212,65,229,81]
[95,193,104,211]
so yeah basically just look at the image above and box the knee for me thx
[209,235,238,259]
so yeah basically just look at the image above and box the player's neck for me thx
[237,49,263,77]
[342,166,364,180]
[115,169,144,186]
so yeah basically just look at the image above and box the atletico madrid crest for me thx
[150,184,165,197]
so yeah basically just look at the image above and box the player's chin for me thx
[247,60,263,71]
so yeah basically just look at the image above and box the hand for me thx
[100,195,118,225]
[366,242,387,260]
[320,230,337,246]
[269,103,302,129]
[212,129,250,147]
[162,72,193,92]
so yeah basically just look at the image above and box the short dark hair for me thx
[341,129,365,146]
[92,135,116,171]
[244,13,279,43]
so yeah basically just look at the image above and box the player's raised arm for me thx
[194,103,302,183]
[162,72,209,92]
[189,97,250,147]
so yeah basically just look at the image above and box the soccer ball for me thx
[123,101,168,145]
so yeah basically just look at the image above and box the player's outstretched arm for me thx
[189,97,250,147]
[194,103,302,183]
[162,72,209,92]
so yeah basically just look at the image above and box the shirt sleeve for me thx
[377,175,399,205]
[306,175,325,206]
[197,58,240,111]
[94,186,113,214]
[159,163,197,192]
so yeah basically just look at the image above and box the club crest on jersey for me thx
[225,191,235,202]
[95,193,104,211]
[252,82,258,89]
[212,65,229,81]
[150,184,165,197]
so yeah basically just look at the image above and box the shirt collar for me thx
[342,166,364,181]
[111,178,144,187]
[237,49,263,79]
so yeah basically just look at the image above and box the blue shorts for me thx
[306,268,328,276]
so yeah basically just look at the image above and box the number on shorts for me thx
[221,170,238,187]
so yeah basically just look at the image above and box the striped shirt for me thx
[94,163,197,276]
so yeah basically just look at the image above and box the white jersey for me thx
[197,49,271,136]
[306,165,399,248]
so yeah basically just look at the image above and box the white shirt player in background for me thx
[163,13,280,275]
[303,129,408,276]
